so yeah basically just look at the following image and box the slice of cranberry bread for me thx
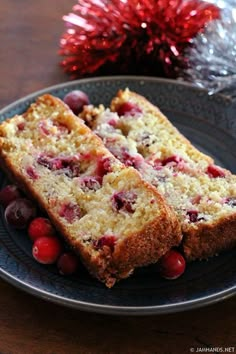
[80,89,236,260]
[0,94,181,287]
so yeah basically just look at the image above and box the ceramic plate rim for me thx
[0,76,233,114]
[0,265,235,315]
[0,76,235,315]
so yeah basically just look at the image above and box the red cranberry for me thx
[26,166,39,180]
[28,217,55,242]
[150,155,184,170]
[152,158,163,170]
[186,210,205,223]
[32,236,62,264]
[37,155,64,171]
[37,154,80,177]
[0,185,21,208]
[39,121,69,136]
[79,176,102,191]
[37,154,56,169]
[17,122,25,131]
[207,165,226,178]
[58,202,81,223]
[57,252,79,275]
[107,118,118,127]
[37,154,62,170]
[96,157,113,177]
[187,210,199,223]
[121,149,144,169]
[117,102,142,116]
[79,152,93,161]
[63,90,89,115]
[51,158,65,170]
[224,197,236,207]
[162,155,183,166]
[57,156,80,177]
[5,198,37,229]
[158,250,186,280]
[112,191,137,213]
[94,235,116,252]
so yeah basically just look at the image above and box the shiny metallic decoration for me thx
[59,0,219,78]
[182,2,236,94]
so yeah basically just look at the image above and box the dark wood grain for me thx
[0,279,235,354]
[0,0,70,109]
[0,1,235,353]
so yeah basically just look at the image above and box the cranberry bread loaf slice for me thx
[0,94,181,287]
[80,89,236,260]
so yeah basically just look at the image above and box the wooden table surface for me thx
[0,1,235,353]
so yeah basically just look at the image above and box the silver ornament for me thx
[206,0,236,10]
[181,3,236,94]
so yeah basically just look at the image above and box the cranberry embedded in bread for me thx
[111,191,137,213]
[80,88,236,261]
[0,94,181,287]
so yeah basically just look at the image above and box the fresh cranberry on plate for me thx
[57,252,79,275]
[32,236,62,264]
[5,198,37,229]
[63,90,89,115]
[0,185,21,208]
[28,217,55,242]
[158,250,186,280]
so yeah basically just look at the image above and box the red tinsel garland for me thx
[59,0,220,78]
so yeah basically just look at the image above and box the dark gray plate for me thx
[0,76,235,315]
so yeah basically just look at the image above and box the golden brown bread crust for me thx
[75,196,181,287]
[0,149,181,287]
[183,214,236,260]
[0,94,182,287]
[110,89,236,260]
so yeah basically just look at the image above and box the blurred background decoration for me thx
[182,0,236,94]
[59,0,236,94]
